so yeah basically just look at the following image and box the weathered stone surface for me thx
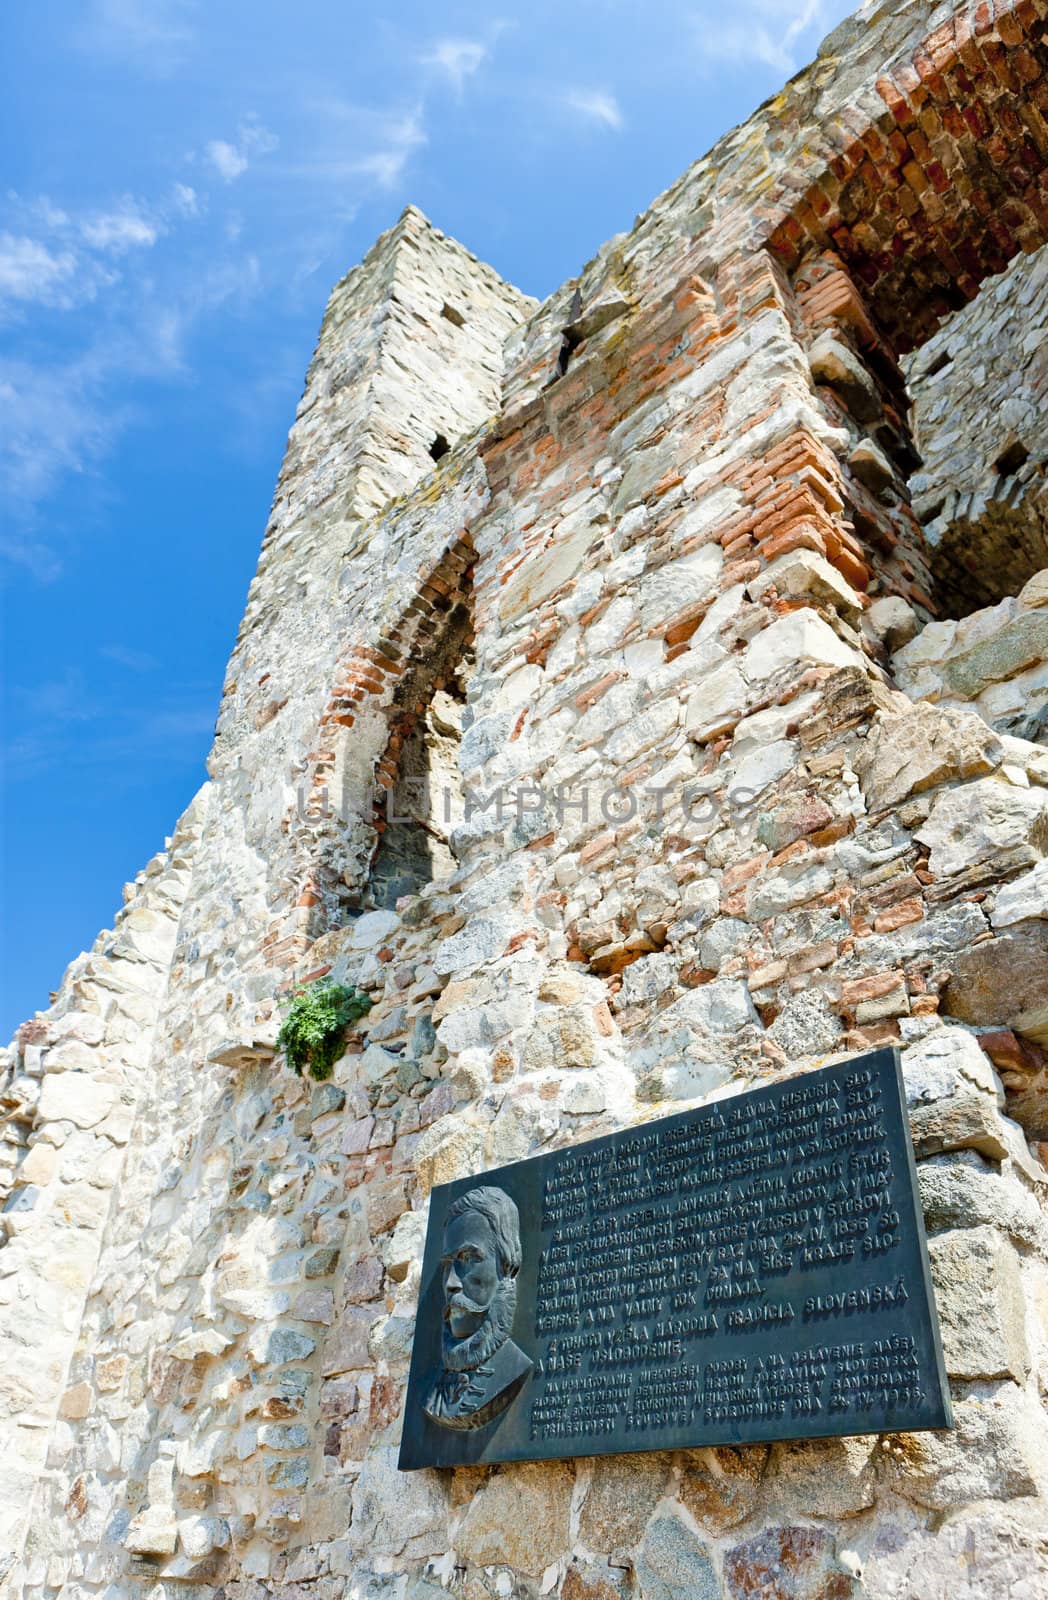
[634,1514,720,1600]
[455,1462,573,1574]
[686,662,749,742]
[322,1307,379,1375]
[856,704,1002,810]
[743,612,859,683]
[902,1026,1001,1108]
[809,332,881,420]
[861,1504,1048,1600]
[992,860,1048,928]
[413,1117,484,1195]
[885,1382,1045,1510]
[929,1226,1029,1382]
[749,549,862,620]
[667,980,760,1038]
[942,923,1048,1045]
[349,1445,448,1556]
[523,1005,603,1070]
[771,1438,876,1520]
[908,1093,1010,1162]
[562,1560,632,1600]
[867,594,918,652]
[37,1074,117,1130]
[942,608,1048,699]
[678,1445,768,1534]
[767,992,842,1059]
[916,779,1048,878]
[724,1524,854,1600]
[578,1455,672,1550]
[918,1152,1047,1249]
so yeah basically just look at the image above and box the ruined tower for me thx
[2,0,1048,1594]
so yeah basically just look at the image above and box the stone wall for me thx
[891,567,1048,740]
[5,0,1048,1596]
[0,789,207,1572]
[906,244,1048,616]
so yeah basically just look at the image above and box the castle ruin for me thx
[3,0,1048,1593]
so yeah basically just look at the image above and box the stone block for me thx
[917,1152,1045,1247]
[928,1226,1029,1381]
[743,611,860,683]
[37,1073,117,1130]
[523,1004,603,1070]
[916,779,1048,879]
[725,1523,856,1599]
[909,1093,1011,1161]
[678,1445,767,1534]
[18,1143,57,1186]
[868,594,919,651]
[992,860,1048,928]
[291,1287,335,1323]
[767,992,843,1059]
[635,1514,720,1600]
[748,548,863,620]
[578,1454,672,1549]
[884,1382,1044,1510]
[343,1254,384,1303]
[248,1326,316,1367]
[809,331,881,420]
[941,608,1048,699]
[124,1512,178,1556]
[348,1444,449,1557]
[770,1436,876,1519]
[685,662,749,742]
[322,1306,379,1375]
[902,1026,1001,1107]
[58,1382,94,1420]
[856,703,1002,810]
[456,1461,573,1574]
[942,924,1048,1046]
[383,1208,425,1282]
[413,1116,483,1196]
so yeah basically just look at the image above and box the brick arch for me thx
[765,0,1047,354]
[263,532,476,965]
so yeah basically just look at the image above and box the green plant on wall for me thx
[276,978,372,1081]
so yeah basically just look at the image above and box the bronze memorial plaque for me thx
[399,1047,952,1470]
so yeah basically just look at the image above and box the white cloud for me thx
[205,119,279,183]
[357,108,427,187]
[0,235,79,309]
[101,644,160,671]
[422,38,487,94]
[81,206,160,252]
[697,0,825,74]
[286,105,427,192]
[78,0,197,71]
[564,90,623,130]
[206,139,249,182]
[172,182,199,216]
[0,355,123,510]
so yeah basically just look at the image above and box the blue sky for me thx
[0,0,856,1038]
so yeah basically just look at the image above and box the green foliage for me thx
[276,979,372,1082]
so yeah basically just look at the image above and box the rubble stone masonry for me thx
[2,0,1048,1596]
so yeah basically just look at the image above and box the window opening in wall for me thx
[923,350,951,378]
[555,286,584,378]
[368,591,474,910]
[995,439,1030,476]
[429,433,450,462]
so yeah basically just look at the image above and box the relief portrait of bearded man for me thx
[421,1185,533,1431]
